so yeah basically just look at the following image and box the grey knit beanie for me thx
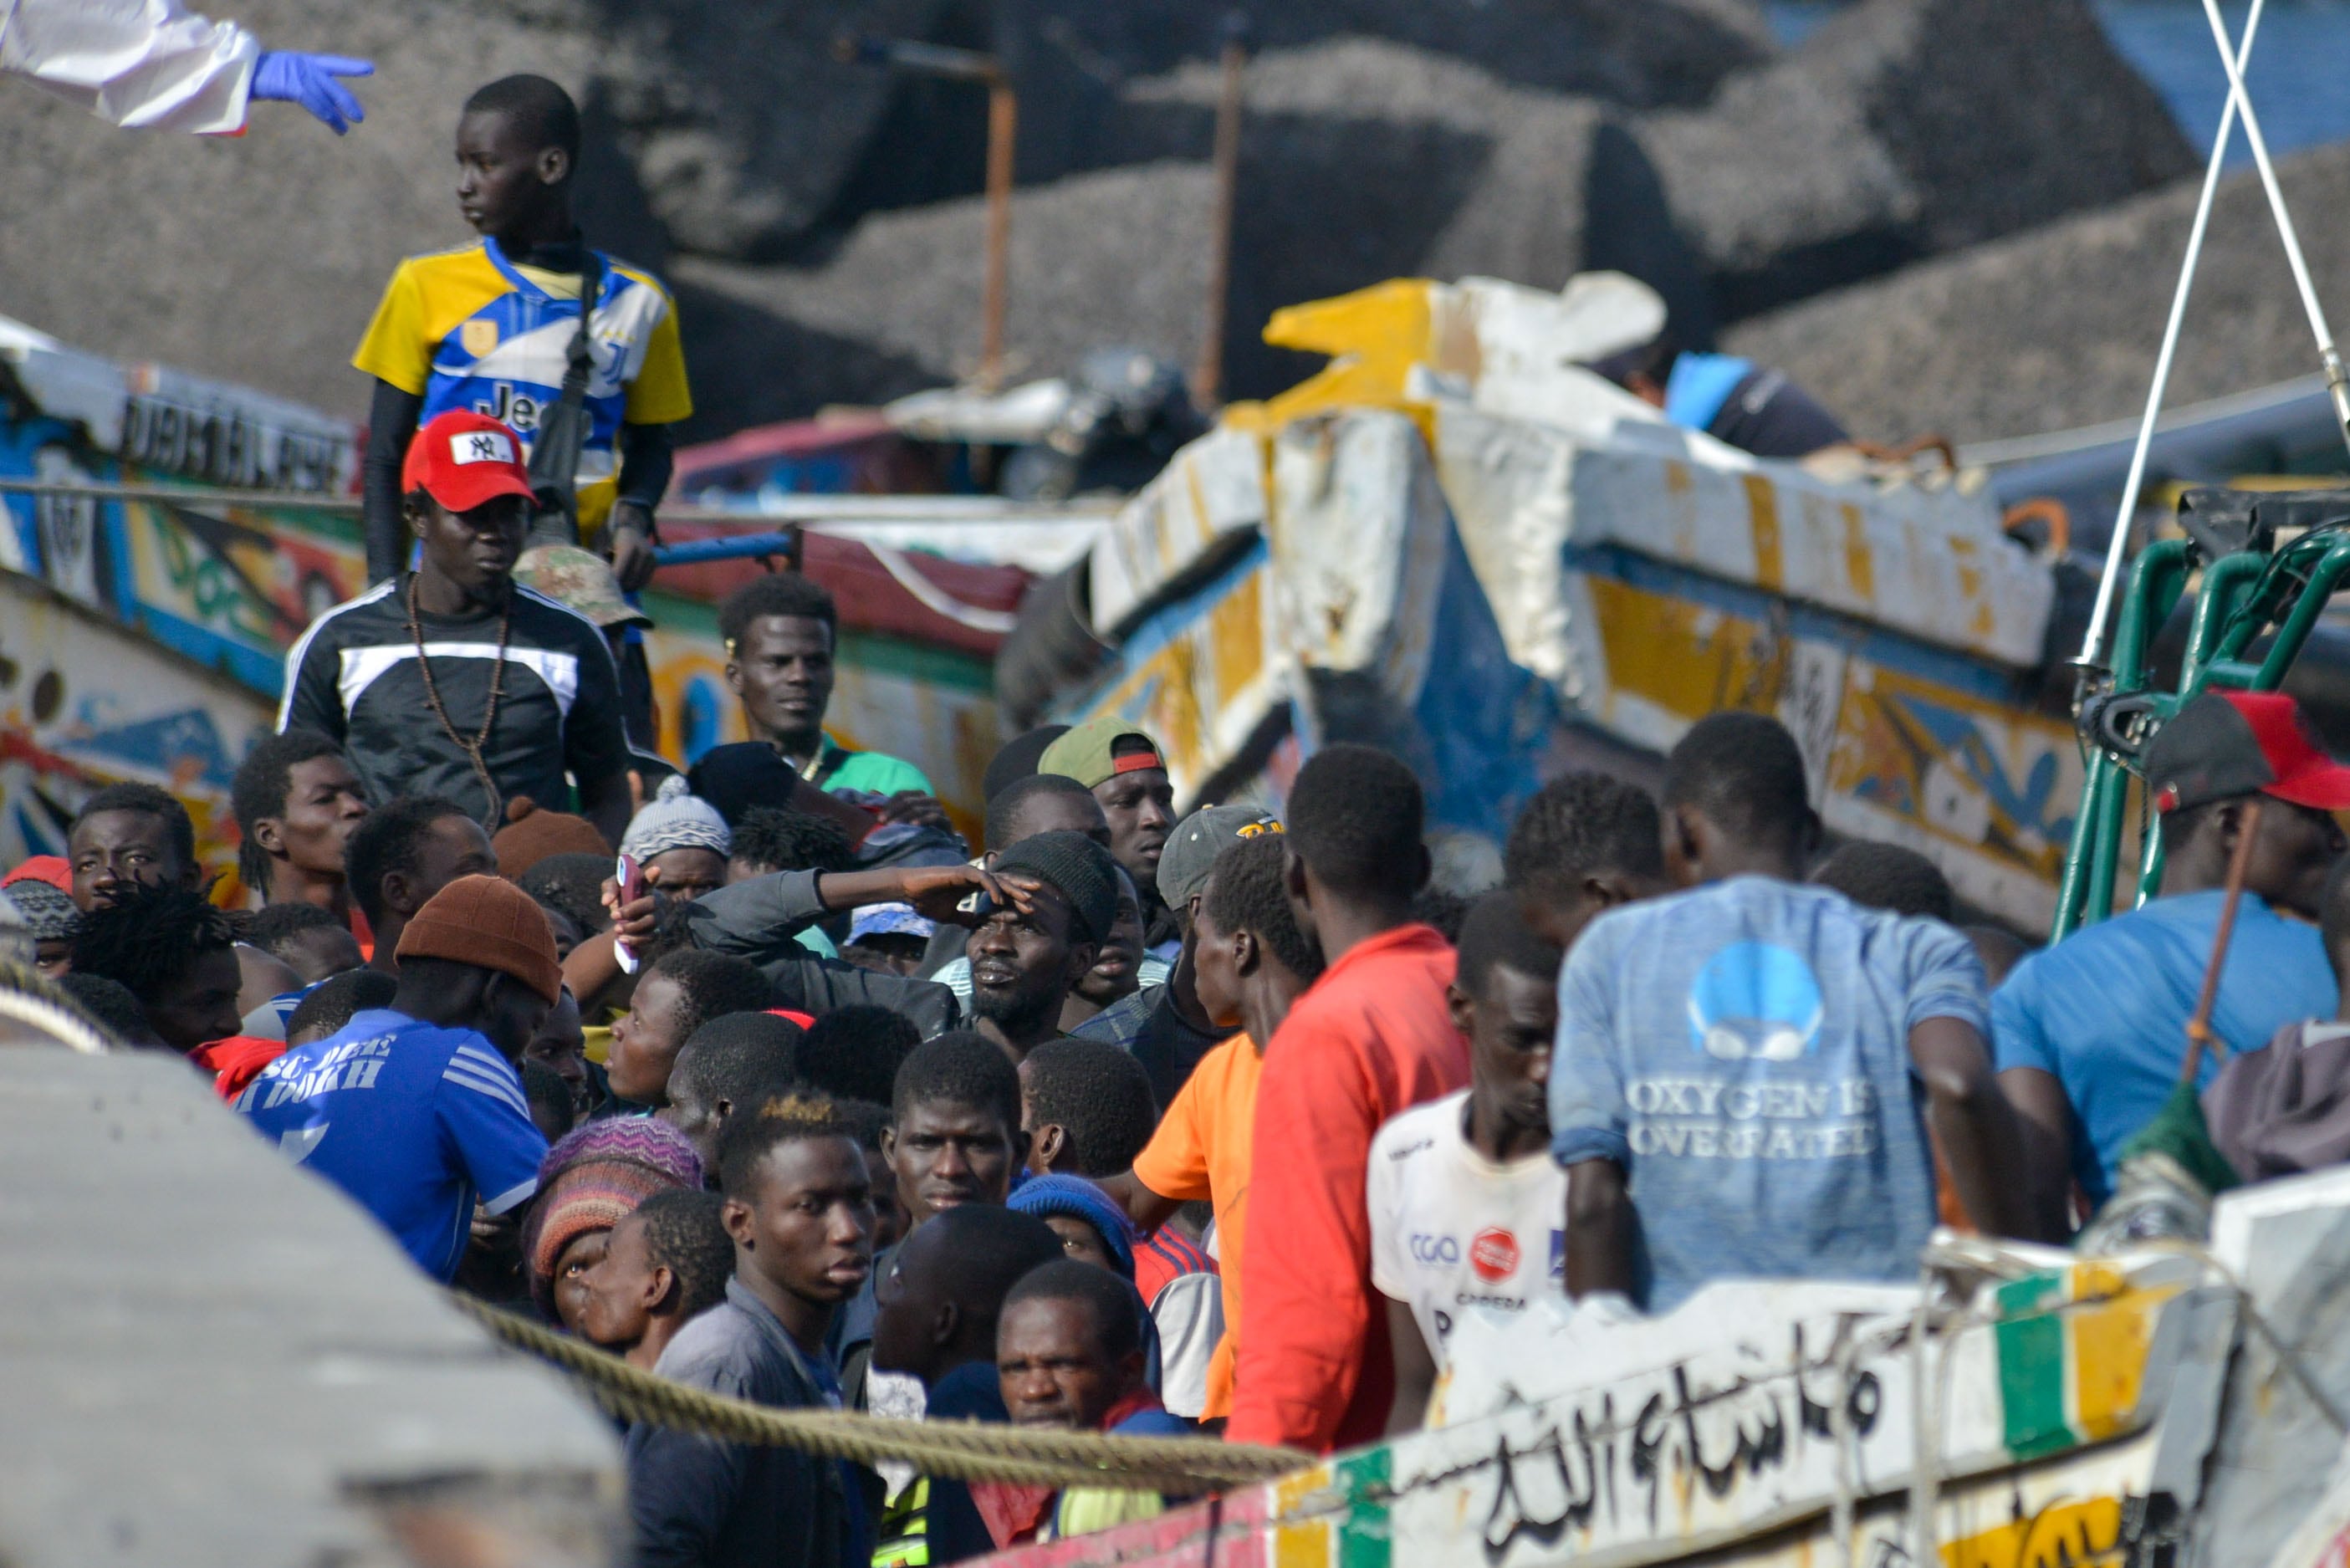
[619,774,733,862]
[2,879,79,942]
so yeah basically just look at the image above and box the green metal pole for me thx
[2255,539,2350,687]
[2052,540,2191,939]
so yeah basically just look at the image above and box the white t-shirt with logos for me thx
[1368,1088,1567,1366]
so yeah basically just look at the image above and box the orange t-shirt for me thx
[1131,1031,1263,1420]
[1224,922,1468,1454]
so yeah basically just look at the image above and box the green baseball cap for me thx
[1037,714,1165,790]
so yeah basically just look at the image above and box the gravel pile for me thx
[676,161,1222,395]
[1015,0,1774,104]
[0,0,2222,444]
[1722,140,2350,444]
[1107,39,1712,389]
[0,0,624,420]
[1641,0,2196,318]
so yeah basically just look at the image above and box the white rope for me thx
[862,542,1020,635]
[2196,0,2350,450]
[2077,0,2266,673]
[0,985,114,1056]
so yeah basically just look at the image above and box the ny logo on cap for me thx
[452,431,515,466]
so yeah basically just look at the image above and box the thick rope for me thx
[445,1291,1311,1495]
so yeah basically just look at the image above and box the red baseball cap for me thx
[401,410,538,513]
[2145,690,2350,814]
[0,855,71,892]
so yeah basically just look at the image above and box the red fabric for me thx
[1132,1223,1214,1311]
[191,1036,289,1100]
[968,1391,1169,1548]
[971,1482,1056,1550]
[3,856,70,891]
[1224,924,1468,1453]
[2233,691,2350,809]
[765,1008,817,1029]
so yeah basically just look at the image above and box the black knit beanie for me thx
[992,830,1121,945]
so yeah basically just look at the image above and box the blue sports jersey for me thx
[233,1009,548,1279]
[352,237,692,534]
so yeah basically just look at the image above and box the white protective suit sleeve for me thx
[0,0,257,133]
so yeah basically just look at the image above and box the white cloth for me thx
[1367,1087,1568,1370]
[0,0,257,132]
[1147,1269,1224,1420]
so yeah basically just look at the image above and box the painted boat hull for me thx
[976,1168,2350,1567]
[0,317,1037,867]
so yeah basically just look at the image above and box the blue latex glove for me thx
[250,51,374,134]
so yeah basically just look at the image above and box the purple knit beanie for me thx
[522,1117,706,1309]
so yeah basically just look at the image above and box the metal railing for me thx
[0,474,1117,528]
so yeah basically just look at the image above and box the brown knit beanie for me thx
[396,874,565,1004]
[492,796,612,883]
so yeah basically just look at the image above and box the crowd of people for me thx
[21,551,2350,1564]
[15,61,2350,1568]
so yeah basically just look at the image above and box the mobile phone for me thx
[615,851,645,974]
[958,887,999,920]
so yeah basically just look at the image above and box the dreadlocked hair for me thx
[728,807,856,876]
[69,882,237,1001]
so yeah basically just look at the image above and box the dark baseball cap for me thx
[1156,804,1282,912]
[2144,690,2350,815]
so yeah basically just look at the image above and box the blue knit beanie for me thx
[1009,1172,1138,1278]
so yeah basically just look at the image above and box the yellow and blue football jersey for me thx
[352,237,692,533]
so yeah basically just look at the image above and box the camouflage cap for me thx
[515,544,653,630]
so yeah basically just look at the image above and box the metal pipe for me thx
[834,31,1019,391]
[2255,540,2350,687]
[1192,13,1250,411]
[2054,761,2120,939]
[0,475,1119,524]
[2074,0,2265,681]
[2195,0,2350,460]
[981,78,1018,391]
[867,38,998,82]
[0,475,363,512]
[2179,550,2269,692]
[652,531,801,568]
[2054,539,2191,937]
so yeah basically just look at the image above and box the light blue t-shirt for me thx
[1550,877,1986,1314]
[1663,352,1755,432]
[1992,890,2335,1206]
[233,1009,549,1280]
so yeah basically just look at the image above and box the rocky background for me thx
[3,0,2304,447]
